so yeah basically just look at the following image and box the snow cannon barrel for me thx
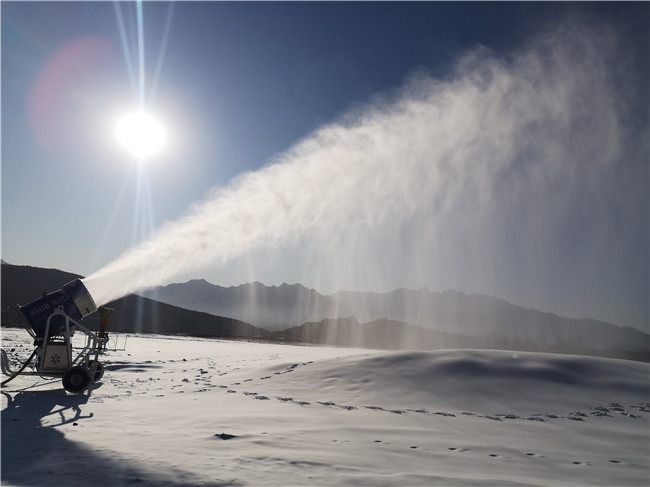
[19,279,97,339]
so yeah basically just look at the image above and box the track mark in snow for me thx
[364,405,384,411]
[275,397,311,406]
[316,401,357,411]
[568,415,585,422]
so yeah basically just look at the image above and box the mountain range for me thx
[139,280,352,331]
[140,279,648,354]
[2,263,648,361]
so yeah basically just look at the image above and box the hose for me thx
[1,348,38,387]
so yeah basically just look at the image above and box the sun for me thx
[115,111,166,160]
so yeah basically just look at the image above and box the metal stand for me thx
[1,306,108,392]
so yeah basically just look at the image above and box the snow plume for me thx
[84,18,647,327]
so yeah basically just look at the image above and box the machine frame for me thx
[2,279,110,393]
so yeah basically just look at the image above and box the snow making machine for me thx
[1,279,112,393]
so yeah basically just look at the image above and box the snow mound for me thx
[249,349,649,415]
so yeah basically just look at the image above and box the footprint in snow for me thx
[316,401,356,410]
[484,415,503,421]
[364,406,385,412]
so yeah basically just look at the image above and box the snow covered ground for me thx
[2,328,648,486]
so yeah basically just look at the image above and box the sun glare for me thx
[116,111,166,160]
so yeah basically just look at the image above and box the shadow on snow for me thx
[1,383,238,487]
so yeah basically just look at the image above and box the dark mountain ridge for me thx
[332,288,648,352]
[2,263,648,361]
[141,278,648,354]
[1,264,271,339]
[140,279,354,331]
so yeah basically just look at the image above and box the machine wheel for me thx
[62,366,92,393]
[88,360,105,382]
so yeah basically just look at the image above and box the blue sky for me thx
[2,2,648,331]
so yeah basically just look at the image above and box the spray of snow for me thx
[83,20,645,312]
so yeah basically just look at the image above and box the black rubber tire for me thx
[62,366,92,393]
[88,360,104,382]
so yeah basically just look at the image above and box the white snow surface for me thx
[1,328,648,486]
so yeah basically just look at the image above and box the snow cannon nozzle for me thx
[19,279,97,339]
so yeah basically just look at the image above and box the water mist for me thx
[83,20,647,333]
